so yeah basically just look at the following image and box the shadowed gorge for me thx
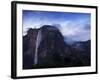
[23,25,91,69]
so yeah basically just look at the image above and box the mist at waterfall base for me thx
[23,10,91,69]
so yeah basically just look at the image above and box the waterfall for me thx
[34,29,42,65]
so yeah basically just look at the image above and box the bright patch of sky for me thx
[23,10,91,41]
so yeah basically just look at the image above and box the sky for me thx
[23,10,91,42]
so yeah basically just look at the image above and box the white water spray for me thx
[34,29,42,65]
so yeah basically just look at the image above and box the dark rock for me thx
[23,25,91,69]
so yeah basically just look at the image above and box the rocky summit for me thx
[23,25,91,69]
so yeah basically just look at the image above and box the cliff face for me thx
[23,28,38,69]
[23,25,91,69]
[37,25,68,66]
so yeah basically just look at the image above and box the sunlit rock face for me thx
[23,25,91,69]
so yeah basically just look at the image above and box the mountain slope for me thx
[23,25,91,69]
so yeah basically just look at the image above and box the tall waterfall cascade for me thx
[34,29,42,65]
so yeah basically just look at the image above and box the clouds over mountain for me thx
[23,10,91,41]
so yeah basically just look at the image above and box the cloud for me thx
[23,11,90,41]
[57,20,90,41]
[23,19,90,42]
